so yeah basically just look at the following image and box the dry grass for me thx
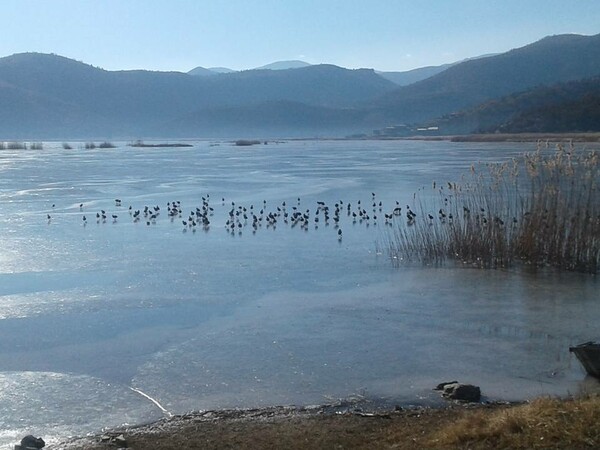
[386,142,600,273]
[430,395,600,449]
[2,141,27,149]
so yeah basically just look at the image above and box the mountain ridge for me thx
[1,32,599,138]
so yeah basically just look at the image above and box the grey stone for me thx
[20,436,45,449]
[113,434,128,447]
[442,383,481,402]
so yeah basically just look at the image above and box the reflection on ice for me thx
[0,371,161,447]
[132,269,598,413]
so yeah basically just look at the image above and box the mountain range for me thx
[187,59,452,86]
[0,32,599,139]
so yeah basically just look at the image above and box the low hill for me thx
[0,53,205,137]
[490,86,600,134]
[430,76,600,134]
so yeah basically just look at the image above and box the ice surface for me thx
[0,140,598,446]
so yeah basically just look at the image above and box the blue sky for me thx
[2,0,600,72]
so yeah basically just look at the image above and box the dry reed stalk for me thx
[386,143,600,273]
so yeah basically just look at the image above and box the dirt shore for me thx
[43,390,600,449]
[48,402,514,450]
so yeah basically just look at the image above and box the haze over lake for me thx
[0,139,598,446]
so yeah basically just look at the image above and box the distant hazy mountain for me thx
[371,33,600,124]
[378,54,497,86]
[377,63,453,86]
[188,66,218,77]
[254,60,311,70]
[188,61,311,77]
[208,66,235,74]
[188,66,236,76]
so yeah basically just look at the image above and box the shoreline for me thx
[276,132,600,143]
[359,132,600,143]
[48,401,516,450]
[7,132,600,145]
[46,393,600,449]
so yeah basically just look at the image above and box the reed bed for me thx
[85,141,116,149]
[0,141,43,150]
[386,142,600,274]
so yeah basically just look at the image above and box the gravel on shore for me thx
[48,401,514,450]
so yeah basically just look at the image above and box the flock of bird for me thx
[45,193,423,240]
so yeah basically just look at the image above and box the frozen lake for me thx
[0,139,598,446]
